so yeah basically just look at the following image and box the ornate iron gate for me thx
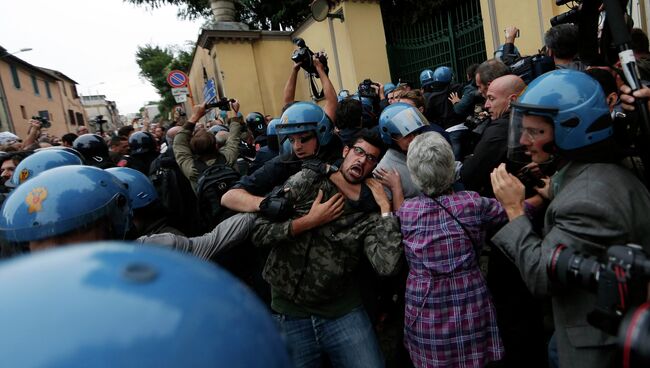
[384,0,487,86]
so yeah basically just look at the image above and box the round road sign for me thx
[167,70,189,88]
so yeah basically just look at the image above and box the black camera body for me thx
[31,116,51,129]
[291,38,329,78]
[464,113,489,131]
[206,97,236,111]
[94,115,107,125]
[509,54,556,85]
[548,244,650,366]
[358,79,378,99]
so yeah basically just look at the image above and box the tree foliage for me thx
[124,0,312,30]
[135,44,193,119]
[380,0,455,26]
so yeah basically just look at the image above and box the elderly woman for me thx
[397,131,505,368]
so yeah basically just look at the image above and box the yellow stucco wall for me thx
[480,0,573,58]
[341,1,391,86]
[188,46,214,106]
[252,37,301,115]
[187,0,391,120]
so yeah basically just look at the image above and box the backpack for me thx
[149,153,202,236]
[194,157,241,230]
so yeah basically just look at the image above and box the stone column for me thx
[210,0,236,22]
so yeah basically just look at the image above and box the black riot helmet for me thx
[128,131,157,155]
[245,112,266,138]
[72,134,110,166]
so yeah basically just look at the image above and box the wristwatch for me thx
[381,211,395,218]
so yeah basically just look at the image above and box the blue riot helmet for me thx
[106,167,158,210]
[383,82,396,96]
[9,148,82,187]
[433,66,453,84]
[379,102,429,145]
[277,101,333,160]
[129,131,157,155]
[507,69,613,163]
[35,145,85,161]
[73,133,109,166]
[208,124,229,135]
[266,118,281,151]
[419,69,435,88]
[0,243,293,367]
[267,118,281,136]
[0,166,131,243]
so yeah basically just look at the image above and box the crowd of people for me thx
[1,19,650,368]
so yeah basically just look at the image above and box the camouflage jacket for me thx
[252,168,403,307]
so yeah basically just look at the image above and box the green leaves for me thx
[135,44,193,118]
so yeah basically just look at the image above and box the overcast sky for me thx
[1,0,205,114]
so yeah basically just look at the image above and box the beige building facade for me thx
[0,47,88,139]
[184,0,649,121]
[187,0,391,120]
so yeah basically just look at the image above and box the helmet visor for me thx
[388,108,428,138]
[508,103,557,164]
[277,122,319,162]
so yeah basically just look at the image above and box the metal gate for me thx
[384,0,487,86]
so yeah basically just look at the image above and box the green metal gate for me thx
[384,0,487,86]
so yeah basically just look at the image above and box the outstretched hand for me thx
[490,163,526,220]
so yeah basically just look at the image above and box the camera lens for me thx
[548,245,600,292]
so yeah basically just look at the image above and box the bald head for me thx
[166,126,183,142]
[490,75,526,95]
[484,75,526,120]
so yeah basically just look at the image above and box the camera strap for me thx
[309,74,324,99]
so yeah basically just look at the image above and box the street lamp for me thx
[0,48,33,58]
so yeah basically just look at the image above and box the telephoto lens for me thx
[547,244,600,291]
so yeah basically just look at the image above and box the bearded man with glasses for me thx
[252,128,403,368]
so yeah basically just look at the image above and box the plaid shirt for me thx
[397,191,505,367]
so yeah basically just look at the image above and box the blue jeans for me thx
[273,306,385,368]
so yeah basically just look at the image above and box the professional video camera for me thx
[291,38,329,78]
[509,54,556,85]
[548,244,650,367]
[358,79,379,99]
[206,97,236,111]
[31,116,51,129]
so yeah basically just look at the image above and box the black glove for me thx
[302,158,338,177]
[259,187,294,221]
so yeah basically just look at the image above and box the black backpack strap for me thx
[193,158,209,174]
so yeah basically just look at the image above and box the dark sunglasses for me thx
[288,133,316,144]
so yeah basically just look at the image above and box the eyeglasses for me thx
[288,133,316,144]
[521,127,546,141]
[350,146,379,163]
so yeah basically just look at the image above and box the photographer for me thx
[490,70,650,368]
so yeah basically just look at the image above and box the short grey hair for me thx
[215,131,229,147]
[407,132,455,196]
